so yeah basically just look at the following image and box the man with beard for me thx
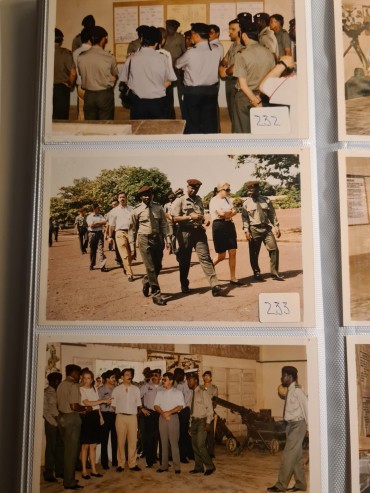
[233,19,275,133]
[78,26,118,120]
[129,186,170,306]
[267,366,308,492]
[171,179,222,296]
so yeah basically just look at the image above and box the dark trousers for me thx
[206,418,215,457]
[84,88,114,120]
[249,225,279,276]
[53,227,59,241]
[53,84,70,120]
[44,421,64,479]
[138,234,164,294]
[165,84,176,119]
[233,90,252,133]
[100,412,117,468]
[225,78,237,125]
[178,407,194,460]
[57,413,81,488]
[191,418,214,472]
[130,94,167,120]
[112,230,123,264]
[143,411,160,467]
[183,85,219,134]
[88,230,105,269]
[78,227,88,253]
[176,228,218,290]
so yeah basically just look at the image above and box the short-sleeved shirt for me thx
[119,47,176,99]
[284,382,308,425]
[234,40,275,92]
[129,202,168,242]
[54,45,75,85]
[209,196,234,222]
[176,381,193,407]
[200,383,218,409]
[44,386,59,426]
[164,32,186,64]
[112,384,141,414]
[210,39,224,60]
[56,377,81,414]
[258,27,279,58]
[74,214,87,230]
[191,386,214,423]
[78,45,118,91]
[154,387,185,411]
[140,382,165,410]
[274,29,292,57]
[171,194,205,227]
[109,205,133,230]
[86,212,105,232]
[175,41,220,87]
[98,384,115,412]
[80,386,100,411]
[223,42,245,78]
[73,43,91,86]
[241,195,279,229]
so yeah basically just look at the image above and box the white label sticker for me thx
[250,107,290,135]
[259,293,300,323]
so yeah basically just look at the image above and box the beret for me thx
[237,12,253,22]
[166,19,180,28]
[151,368,162,374]
[245,180,260,189]
[202,370,212,377]
[138,185,153,195]
[187,179,202,188]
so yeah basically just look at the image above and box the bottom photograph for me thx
[32,335,320,493]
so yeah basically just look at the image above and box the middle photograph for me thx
[38,147,315,327]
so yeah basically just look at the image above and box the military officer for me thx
[241,181,284,281]
[53,28,76,120]
[78,26,118,120]
[171,179,222,296]
[254,13,279,59]
[269,14,292,58]
[129,186,170,306]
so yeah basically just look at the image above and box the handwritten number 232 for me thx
[264,301,290,315]
[254,115,279,126]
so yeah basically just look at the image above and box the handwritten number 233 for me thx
[264,301,290,315]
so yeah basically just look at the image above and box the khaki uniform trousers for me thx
[115,230,133,276]
[115,414,138,468]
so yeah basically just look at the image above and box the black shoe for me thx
[89,266,94,271]
[128,276,134,282]
[180,459,189,464]
[90,473,103,477]
[64,486,83,490]
[101,266,109,272]
[142,283,150,297]
[271,275,285,281]
[181,286,191,293]
[116,467,124,472]
[157,468,168,473]
[175,470,181,474]
[102,466,109,470]
[44,476,57,482]
[204,468,215,476]
[253,272,264,281]
[153,296,167,306]
[212,285,222,297]
[129,466,141,471]
[230,280,242,285]
[81,475,90,479]
[267,487,283,492]
[189,469,203,474]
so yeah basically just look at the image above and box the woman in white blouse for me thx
[209,182,240,284]
[79,369,112,480]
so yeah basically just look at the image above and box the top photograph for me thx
[44,0,309,142]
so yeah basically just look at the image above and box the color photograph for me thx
[339,151,370,324]
[335,2,370,140]
[44,0,309,142]
[38,147,315,326]
[31,334,320,493]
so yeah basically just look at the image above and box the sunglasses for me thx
[222,188,231,192]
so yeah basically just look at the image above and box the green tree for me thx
[229,154,300,188]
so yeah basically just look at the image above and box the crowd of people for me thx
[43,364,218,489]
[66,179,284,307]
[53,11,297,133]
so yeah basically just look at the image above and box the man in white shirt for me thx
[154,372,184,473]
[72,27,92,120]
[109,192,134,281]
[112,368,143,472]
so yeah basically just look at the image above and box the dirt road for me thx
[45,210,303,324]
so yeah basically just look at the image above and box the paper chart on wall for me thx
[347,175,369,225]
[166,4,207,33]
[140,5,164,27]
[236,2,263,18]
[114,6,138,43]
[209,3,236,40]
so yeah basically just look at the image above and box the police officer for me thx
[129,186,170,306]
[78,26,118,120]
[233,19,275,133]
[241,181,284,281]
[53,28,76,120]
[171,179,222,296]
[175,23,221,134]
[119,26,176,120]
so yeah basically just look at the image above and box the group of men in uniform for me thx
[44,363,219,489]
[74,178,283,307]
[53,11,296,133]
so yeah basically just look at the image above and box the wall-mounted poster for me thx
[339,151,370,325]
[36,147,316,327]
[335,1,370,140]
[30,334,321,493]
[346,336,370,493]
[45,0,309,142]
